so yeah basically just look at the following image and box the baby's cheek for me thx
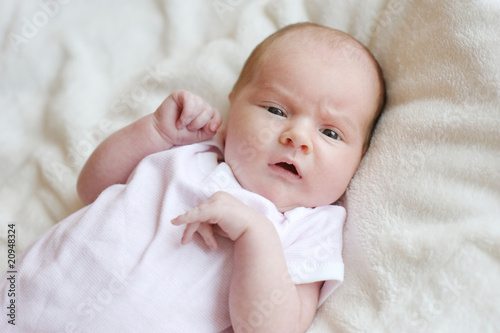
[245,120,281,148]
[315,171,346,205]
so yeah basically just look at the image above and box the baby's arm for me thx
[77,90,222,205]
[172,192,321,332]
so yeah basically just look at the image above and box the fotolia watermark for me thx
[63,62,169,170]
[233,225,342,332]
[8,0,73,53]
[212,0,244,21]
[64,269,131,333]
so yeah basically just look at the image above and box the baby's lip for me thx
[270,158,302,178]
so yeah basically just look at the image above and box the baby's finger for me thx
[213,224,229,239]
[171,206,203,226]
[208,107,223,132]
[197,223,218,251]
[181,222,201,245]
[176,93,206,129]
[172,200,220,226]
[186,106,214,131]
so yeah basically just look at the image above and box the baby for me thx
[1,23,385,332]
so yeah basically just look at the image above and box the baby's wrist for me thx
[236,212,274,244]
[151,112,176,149]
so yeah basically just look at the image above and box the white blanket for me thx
[1,0,499,332]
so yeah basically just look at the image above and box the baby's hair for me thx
[231,22,386,150]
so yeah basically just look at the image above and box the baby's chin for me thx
[245,184,336,212]
[274,195,340,212]
[274,202,330,213]
[239,185,299,212]
[262,194,320,213]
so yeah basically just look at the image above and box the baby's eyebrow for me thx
[256,83,292,100]
[320,106,358,136]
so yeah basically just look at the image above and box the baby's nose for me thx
[279,128,313,154]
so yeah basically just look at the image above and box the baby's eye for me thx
[267,107,285,117]
[320,128,341,141]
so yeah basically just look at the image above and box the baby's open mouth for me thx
[275,162,299,176]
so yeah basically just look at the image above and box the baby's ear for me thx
[228,92,232,102]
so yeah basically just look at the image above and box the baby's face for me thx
[224,39,380,212]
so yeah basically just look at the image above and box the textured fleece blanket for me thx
[1,0,499,332]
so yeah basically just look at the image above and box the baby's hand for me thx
[154,90,222,146]
[171,192,265,251]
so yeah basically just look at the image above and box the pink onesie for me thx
[0,138,345,332]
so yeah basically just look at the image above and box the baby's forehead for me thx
[265,28,374,70]
[258,29,383,115]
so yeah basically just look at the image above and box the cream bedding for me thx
[1,0,499,332]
